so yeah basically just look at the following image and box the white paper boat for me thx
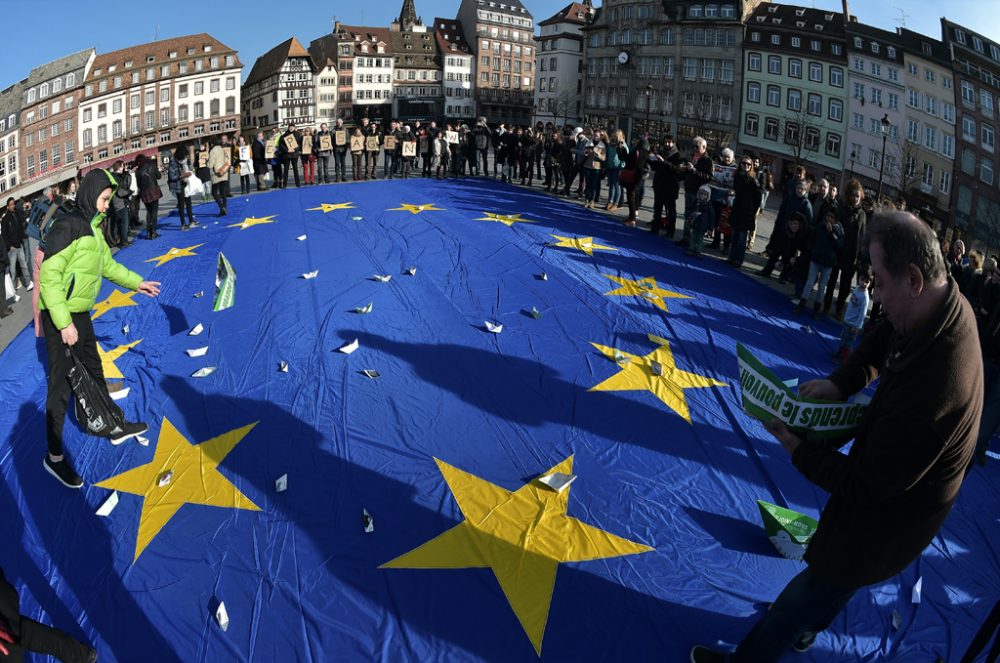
[361,369,380,379]
[302,270,319,279]
[169,248,179,255]
[275,474,288,492]
[650,361,664,377]
[96,491,119,517]
[405,267,417,276]
[538,472,577,493]
[279,361,289,373]
[215,601,229,632]
[186,347,209,358]
[614,351,630,365]
[296,234,307,241]
[372,274,392,282]
[194,291,204,298]
[191,367,216,378]
[122,324,130,335]
[158,470,173,487]
[912,577,923,604]
[109,386,130,401]
[338,339,359,354]
[541,272,548,281]
[189,323,204,336]
[136,435,150,447]
[354,303,373,314]
[485,321,503,334]
[363,508,374,533]
[529,306,541,319]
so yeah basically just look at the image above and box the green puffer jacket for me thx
[39,171,143,330]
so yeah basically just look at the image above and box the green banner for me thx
[213,252,236,312]
[757,500,818,561]
[736,343,865,440]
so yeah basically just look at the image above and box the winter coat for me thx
[838,205,868,269]
[166,159,185,194]
[208,145,230,185]
[808,216,845,268]
[0,209,24,250]
[774,194,813,239]
[683,153,713,193]
[278,130,302,159]
[731,170,763,232]
[137,160,161,204]
[38,170,142,330]
[650,149,684,200]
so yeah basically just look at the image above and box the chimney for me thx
[842,0,850,22]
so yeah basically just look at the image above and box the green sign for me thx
[736,343,866,440]
[213,252,236,312]
[757,500,818,561]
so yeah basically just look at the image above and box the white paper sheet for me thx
[96,491,119,517]
[338,339,359,354]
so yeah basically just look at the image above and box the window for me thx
[751,32,760,43]
[83,108,92,123]
[907,119,920,142]
[785,122,800,146]
[961,149,976,175]
[888,67,899,82]
[943,134,955,158]
[748,53,761,72]
[195,82,204,95]
[804,127,820,151]
[964,117,977,142]
[766,85,780,107]
[210,79,220,93]
[830,67,843,87]
[82,128,92,148]
[771,35,781,46]
[825,132,841,157]
[853,57,864,72]
[888,93,899,111]
[807,93,822,116]
[829,99,843,122]
[982,90,995,118]
[982,158,994,185]
[683,58,697,80]
[145,90,154,106]
[160,88,170,103]
[871,88,882,106]
[869,149,881,169]
[984,124,996,152]
[787,88,802,111]
[745,113,759,136]
[852,112,865,130]
[702,59,715,82]
[908,89,920,108]
[768,55,781,75]
[764,117,779,141]
[789,59,802,78]
[113,99,121,114]
[961,81,976,106]
[939,170,952,194]
[792,37,800,48]
[925,125,938,150]
[943,103,956,123]
[921,162,935,187]
[925,95,937,116]
[747,82,761,103]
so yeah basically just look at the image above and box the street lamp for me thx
[848,149,857,179]
[644,84,653,139]
[877,113,891,200]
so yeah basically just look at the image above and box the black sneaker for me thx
[44,457,84,489]
[792,631,816,653]
[690,645,728,662]
[109,421,148,446]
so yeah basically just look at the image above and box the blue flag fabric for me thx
[0,179,996,661]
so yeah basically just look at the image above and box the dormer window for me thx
[825,13,834,20]
[854,37,862,48]
[146,55,155,63]
[815,25,823,31]
[125,60,133,68]
[767,5,777,11]
[203,45,213,52]
[169,51,177,58]
[871,43,880,54]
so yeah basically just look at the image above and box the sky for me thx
[0,0,996,91]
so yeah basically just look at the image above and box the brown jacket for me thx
[792,278,983,589]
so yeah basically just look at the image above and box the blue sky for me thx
[0,0,994,91]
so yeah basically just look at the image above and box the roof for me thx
[538,2,593,27]
[0,82,24,124]
[471,0,531,18]
[895,28,950,67]
[25,48,94,87]
[846,22,904,63]
[747,3,845,34]
[336,25,397,57]
[88,34,239,82]
[245,37,313,88]
[391,30,439,69]
[433,18,472,54]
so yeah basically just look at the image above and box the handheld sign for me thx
[283,134,299,152]
[402,141,416,157]
[319,135,332,151]
[302,138,312,155]
[757,500,819,561]
[384,136,397,151]
[335,130,347,146]
[238,146,251,162]
[445,130,459,144]
[366,135,379,151]
[264,144,275,159]
[198,151,209,168]
[350,135,365,152]
[593,145,606,161]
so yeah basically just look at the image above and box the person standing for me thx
[299,128,315,186]
[167,146,196,231]
[38,169,161,487]
[135,155,162,240]
[727,157,764,267]
[473,117,490,176]
[315,123,333,184]
[332,119,349,183]
[519,128,537,186]
[796,206,845,318]
[236,136,254,195]
[252,131,268,191]
[692,212,984,663]
[677,136,714,245]
[268,129,284,188]
[399,125,416,179]
[1,198,31,291]
[648,136,684,236]
[362,118,379,180]
[823,181,868,320]
[208,136,231,216]
[108,161,132,247]
[581,133,606,209]
[383,121,400,179]
[350,127,365,181]
[278,124,302,188]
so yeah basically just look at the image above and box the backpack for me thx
[25,198,58,241]
[476,133,488,150]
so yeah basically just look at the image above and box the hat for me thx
[403,125,411,133]
[698,185,712,196]
[573,127,584,136]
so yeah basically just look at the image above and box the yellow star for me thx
[602,275,692,312]
[307,202,357,213]
[227,215,277,230]
[589,333,727,423]
[387,203,445,214]
[144,243,205,267]
[475,212,537,227]
[382,456,652,655]
[95,418,261,562]
[550,234,617,256]
[96,339,142,380]
[91,289,138,320]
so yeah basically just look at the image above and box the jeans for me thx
[176,191,194,228]
[607,168,622,206]
[317,155,331,183]
[8,247,29,286]
[144,200,159,236]
[688,215,709,255]
[977,359,1000,462]
[839,325,860,350]
[824,264,857,312]
[584,168,601,202]
[351,152,363,179]
[366,151,378,178]
[283,159,301,187]
[729,229,749,265]
[334,150,348,181]
[804,262,834,306]
[21,236,34,282]
[211,182,228,215]
[384,152,396,178]
[732,566,857,662]
[652,194,677,234]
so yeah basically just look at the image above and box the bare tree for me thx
[774,106,828,168]
[679,83,733,150]
[888,138,920,198]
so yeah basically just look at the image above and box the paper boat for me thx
[158,470,173,487]
[338,339,359,354]
[191,367,216,378]
[215,602,229,632]
[405,267,417,276]
[485,321,503,334]
[537,472,577,493]
[363,508,374,533]
[354,303,373,314]
[194,291,204,298]
[372,274,392,282]
[529,306,541,319]
[275,474,288,493]
[361,369,380,379]
[109,386,130,401]
[302,270,319,279]
[122,324,130,335]
[186,347,209,358]
[757,500,818,561]
[279,361,289,373]
[189,323,204,336]
[297,234,307,241]
[136,435,150,447]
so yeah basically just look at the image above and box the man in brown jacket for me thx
[692,212,984,663]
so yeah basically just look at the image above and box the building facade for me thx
[457,0,535,125]
[81,34,241,171]
[896,28,956,229]
[583,1,762,147]
[843,23,905,199]
[17,49,94,198]
[738,4,847,182]
[314,58,339,124]
[533,2,592,127]
[941,19,1000,246]
[242,37,315,134]
[390,1,444,121]
[435,18,476,121]
[0,83,24,195]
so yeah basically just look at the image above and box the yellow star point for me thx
[144,243,205,267]
[388,203,445,214]
[550,234,617,256]
[95,418,261,562]
[228,215,277,230]
[96,339,142,380]
[602,275,692,311]
[307,202,357,213]
[475,212,537,227]
[91,289,139,320]
[589,333,727,423]
[381,456,652,655]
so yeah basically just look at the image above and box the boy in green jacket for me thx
[38,169,161,488]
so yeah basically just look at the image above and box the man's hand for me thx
[799,379,844,401]
[60,323,79,346]
[766,418,804,456]
[0,620,14,655]
[137,281,161,297]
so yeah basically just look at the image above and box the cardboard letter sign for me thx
[319,135,333,151]
[264,144,275,159]
[283,134,299,152]
[402,141,416,157]
[446,130,459,144]
[350,135,365,152]
[198,151,209,168]
[366,136,379,151]
[302,138,312,155]
[384,136,397,151]
[335,130,347,146]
